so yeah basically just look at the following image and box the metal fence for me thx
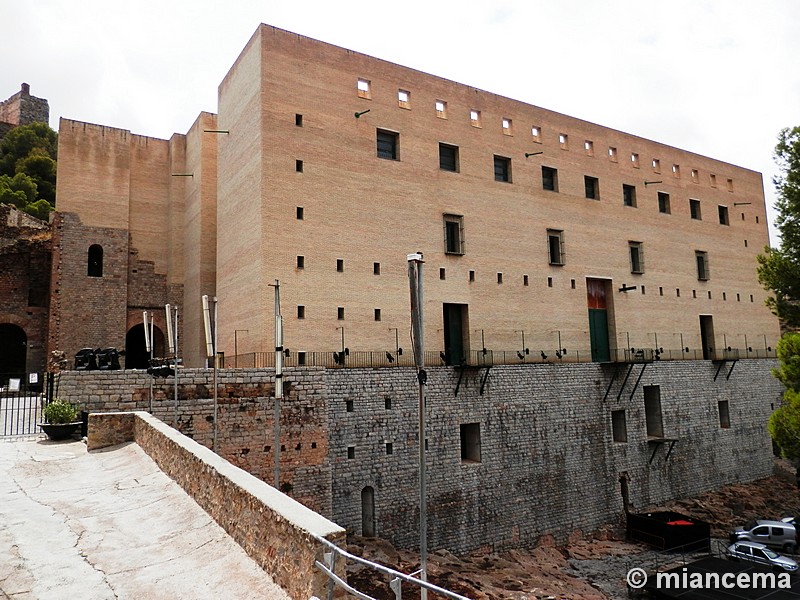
[0,373,45,437]
[221,346,775,370]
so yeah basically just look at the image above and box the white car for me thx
[727,541,798,573]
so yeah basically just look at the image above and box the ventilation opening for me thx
[460,423,481,463]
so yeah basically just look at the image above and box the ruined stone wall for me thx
[55,360,783,554]
[0,83,49,131]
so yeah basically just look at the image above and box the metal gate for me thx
[0,372,44,437]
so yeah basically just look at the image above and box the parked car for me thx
[782,516,798,527]
[727,541,798,572]
[730,519,798,553]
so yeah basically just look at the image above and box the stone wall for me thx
[56,360,784,554]
[0,83,49,132]
[86,411,346,600]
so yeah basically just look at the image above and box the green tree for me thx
[0,122,57,219]
[758,126,800,328]
[769,333,800,461]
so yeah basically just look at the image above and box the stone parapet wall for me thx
[58,360,783,554]
[87,411,346,599]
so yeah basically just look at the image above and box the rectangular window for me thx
[295,159,303,172]
[502,118,512,135]
[336,259,344,272]
[373,262,381,275]
[494,155,511,182]
[296,206,304,220]
[435,100,447,118]
[531,125,542,141]
[608,147,618,162]
[719,400,731,429]
[542,166,558,191]
[652,158,661,172]
[623,184,637,207]
[690,199,702,220]
[497,272,503,284]
[297,305,305,319]
[439,267,446,280]
[470,109,481,127]
[718,205,729,225]
[439,143,459,172]
[631,152,640,168]
[629,241,644,274]
[696,250,709,280]
[347,446,355,459]
[584,140,594,155]
[376,129,399,160]
[612,410,628,443]
[584,175,599,200]
[559,133,568,149]
[295,114,303,127]
[337,307,345,320]
[460,423,481,463]
[398,89,410,108]
[643,385,664,438]
[658,192,671,214]
[691,168,699,183]
[444,214,465,255]
[547,229,565,266]
[672,164,681,178]
[357,78,371,98]
[710,174,717,187]
[386,442,393,455]
[374,308,381,321]
[727,178,734,192]
[296,255,305,269]
[469,270,475,282]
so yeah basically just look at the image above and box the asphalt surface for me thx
[0,436,290,600]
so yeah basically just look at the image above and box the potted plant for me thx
[39,399,80,440]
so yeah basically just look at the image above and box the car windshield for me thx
[763,548,780,559]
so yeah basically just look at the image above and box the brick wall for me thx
[55,359,783,554]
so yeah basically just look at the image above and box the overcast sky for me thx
[5,0,799,243]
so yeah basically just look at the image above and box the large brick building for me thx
[50,24,779,369]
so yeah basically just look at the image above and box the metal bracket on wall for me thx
[648,438,678,464]
[454,364,490,396]
[713,359,738,381]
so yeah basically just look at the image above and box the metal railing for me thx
[0,372,44,436]
[312,534,471,600]
[220,346,776,370]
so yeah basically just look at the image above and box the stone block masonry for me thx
[56,360,784,554]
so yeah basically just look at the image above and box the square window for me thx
[470,110,481,127]
[629,241,644,274]
[296,206,304,220]
[336,259,344,272]
[608,147,618,162]
[631,152,640,168]
[435,100,447,118]
[373,262,381,275]
[297,305,305,319]
[542,166,558,191]
[623,184,637,207]
[398,89,410,108]
[658,192,671,214]
[612,410,628,443]
[338,306,345,320]
[584,176,599,200]
[295,114,303,127]
[444,214,465,255]
[696,250,709,281]
[559,133,569,149]
[296,255,305,269]
[460,423,481,463]
[439,143,459,172]
[357,79,370,98]
[377,129,399,160]
[494,155,511,182]
[374,308,381,321]
[718,205,729,225]
[547,229,565,266]
[690,199,702,220]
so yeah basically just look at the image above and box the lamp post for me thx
[234,329,249,368]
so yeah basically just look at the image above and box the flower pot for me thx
[39,422,81,441]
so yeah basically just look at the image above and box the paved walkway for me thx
[0,437,290,600]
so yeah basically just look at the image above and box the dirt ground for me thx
[346,459,800,600]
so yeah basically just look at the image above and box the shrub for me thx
[43,399,78,424]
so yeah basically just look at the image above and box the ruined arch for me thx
[125,323,165,369]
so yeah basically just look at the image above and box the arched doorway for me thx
[0,323,27,380]
[125,324,165,369]
[361,486,376,537]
